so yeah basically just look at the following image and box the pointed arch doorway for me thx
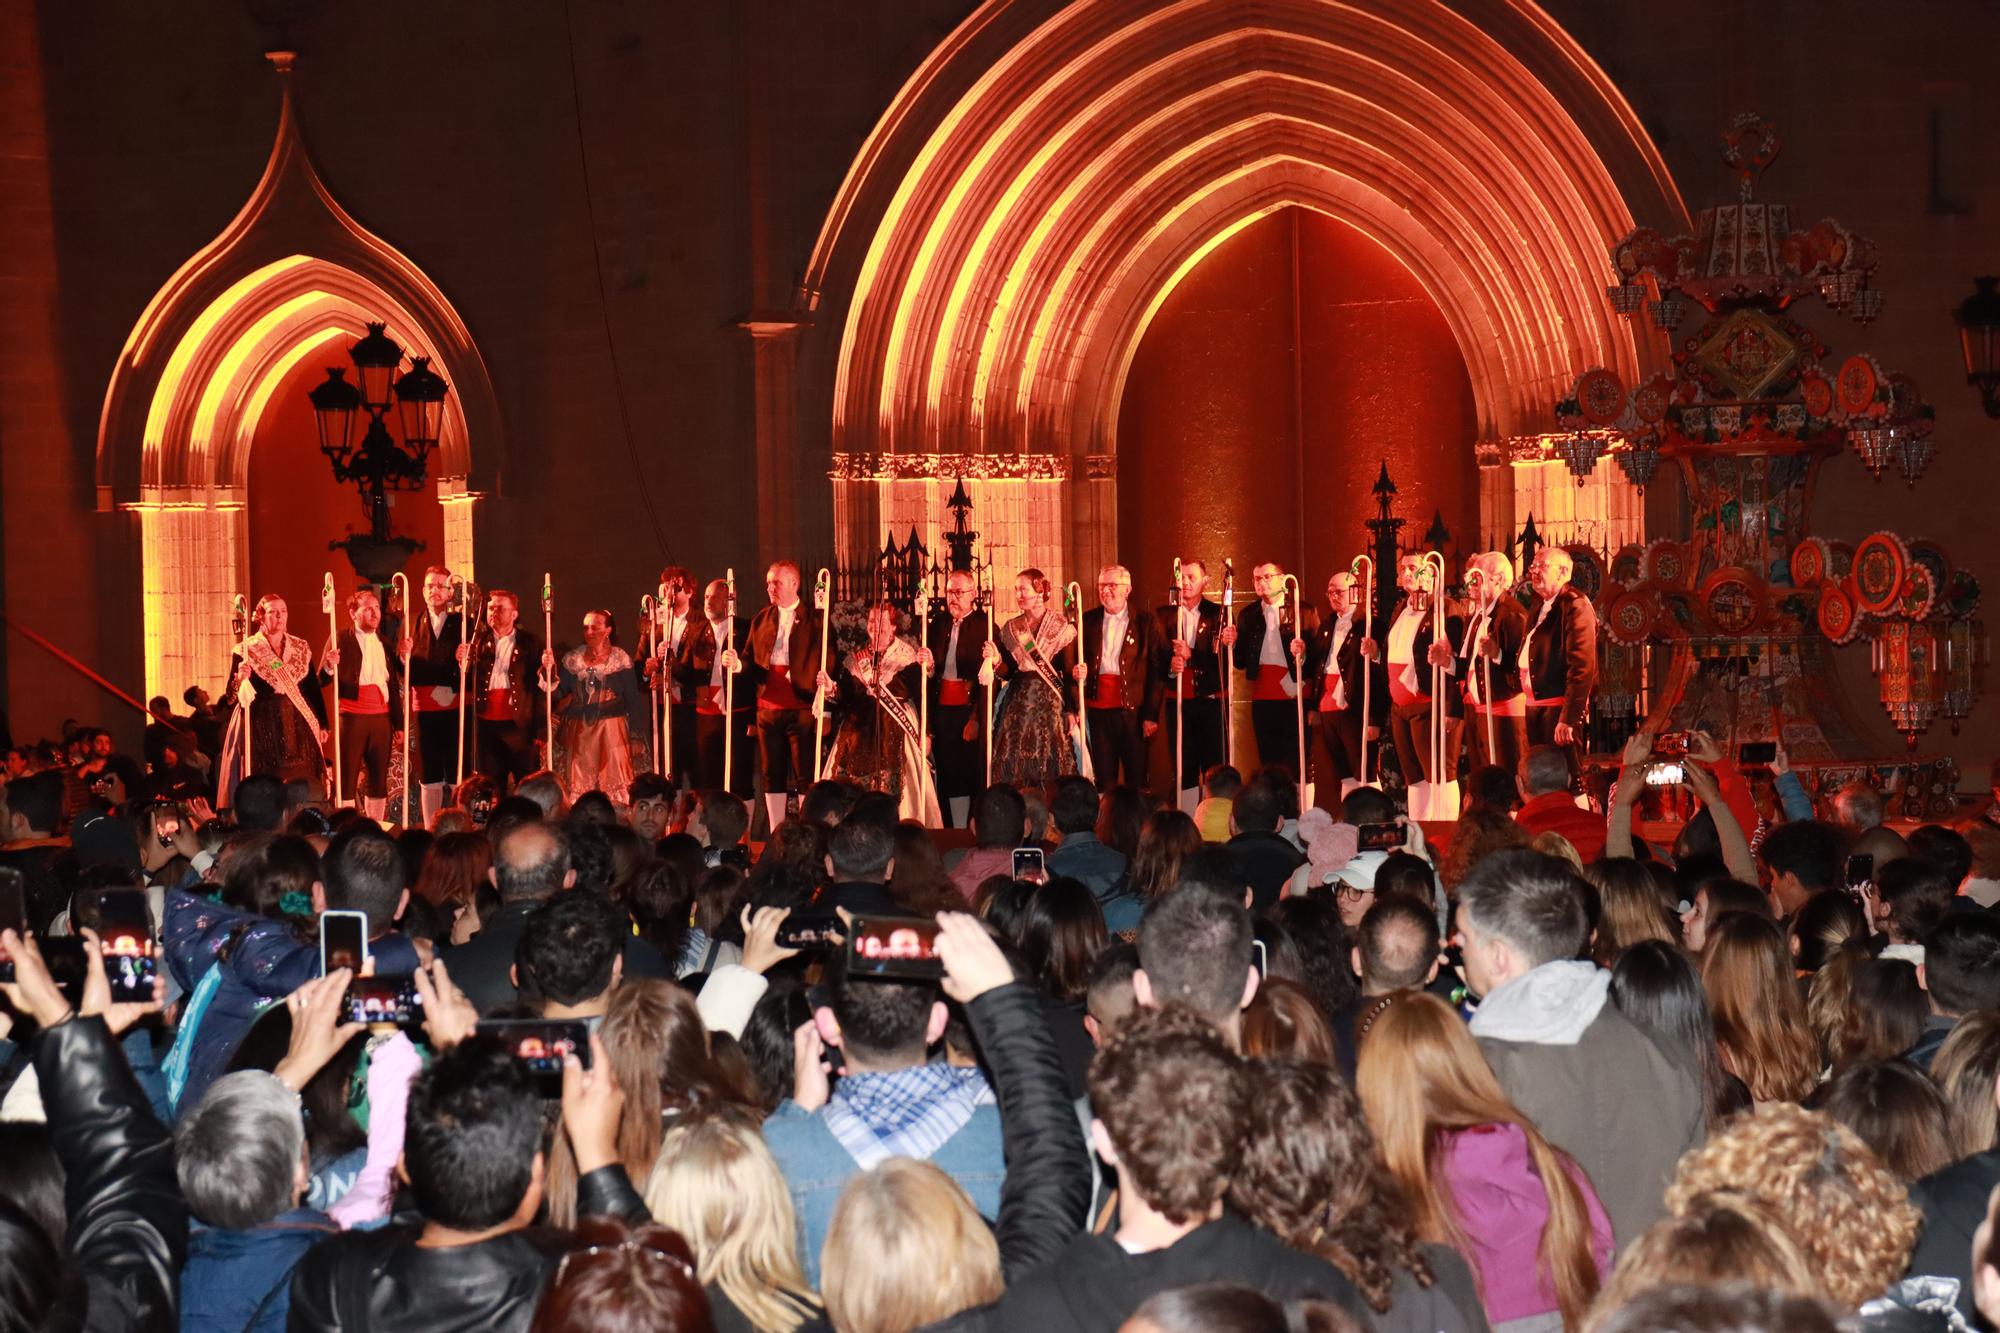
[95,56,503,704]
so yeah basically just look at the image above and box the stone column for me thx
[737,316,816,558]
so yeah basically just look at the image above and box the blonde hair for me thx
[645,1108,818,1333]
[1357,993,1601,1329]
[1664,1103,1919,1308]
[821,1159,1002,1333]
[1933,1010,2000,1158]
[1530,832,1584,871]
[1584,1193,1816,1330]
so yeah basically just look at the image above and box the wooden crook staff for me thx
[1281,573,1306,813]
[1350,554,1375,787]
[390,572,413,827]
[811,569,833,783]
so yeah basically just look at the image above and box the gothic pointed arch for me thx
[94,53,503,699]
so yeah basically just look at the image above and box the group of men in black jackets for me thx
[321,544,1598,826]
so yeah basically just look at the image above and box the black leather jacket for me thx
[285,1164,647,1333]
[965,981,1093,1279]
[40,1015,188,1333]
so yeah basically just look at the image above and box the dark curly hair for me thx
[1087,1003,1246,1224]
[1228,1057,1432,1312]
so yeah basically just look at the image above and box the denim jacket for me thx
[764,1068,1005,1285]
[181,1207,338,1333]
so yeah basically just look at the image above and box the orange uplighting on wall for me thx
[805,0,1689,481]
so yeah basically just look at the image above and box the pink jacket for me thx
[1439,1121,1614,1324]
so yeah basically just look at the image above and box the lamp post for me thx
[1954,276,2000,419]
[308,322,450,581]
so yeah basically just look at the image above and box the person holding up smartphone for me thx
[0,924,178,1333]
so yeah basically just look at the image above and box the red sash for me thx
[480,687,523,722]
[343,685,388,717]
[1089,673,1125,709]
[1253,664,1291,701]
[1387,665,1427,707]
[760,664,802,709]
[1318,684,1344,713]
[696,685,724,716]
[939,679,971,707]
[414,688,456,713]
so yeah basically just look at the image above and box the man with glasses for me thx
[1073,564,1164,791]
[1520,547,1597,787]
[921,570,988,827]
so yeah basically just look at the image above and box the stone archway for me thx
[95,55,502,702]
[797,0,1688,584]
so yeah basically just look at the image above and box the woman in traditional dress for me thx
[817,600,941,824]
[219,594,329,807]
[979,569,1078,788]
[547,609,646,804]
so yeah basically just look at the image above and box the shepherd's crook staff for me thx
[322,573,343,808]
[541,573,557,766]
[982,561,996,787]
[455,577,471,789]
[642,592,660,774]
[1066,581,1089,759]
[1350,554,1375,786]
[1422,551,1447,796]
[1467,566,1496,762]
[811,569,833,782]
[723,568,738,793]
[1170,557,1184,800]
[390,573,414,827]
[1281,573,1306,813]
[1221,559,1236,768]
[914,586,931,755]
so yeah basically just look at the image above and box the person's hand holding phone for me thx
[0,929,73,1030]
[935,912,1015,1005]
[792,1021,832,1112]
[740,906,801,975]
[560,1032,623,1174]
[1687,730,1724,766]
[275,971,365,1092]
[77,927,164,1035]
[412,959,478,1051]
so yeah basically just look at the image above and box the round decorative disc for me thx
[1817,581,1860,644]
[1645,538,1690,589]
[1564,545,1604,603]
[1631,374,1673,425]
[1610,543,1646,588]
[1576,368,1627,426]
[1908,541,1950,594]
[1701,568,1765,637]
[1800,370,1834,418]
[1851,531,1909,615]
[1945,569,1982,620]
[1605,590,1655,646]
[1835,353,1881,417]
[1790,537,1830,587]
[1895,565,1937,622]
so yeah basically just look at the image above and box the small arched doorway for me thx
[95,58,501,705]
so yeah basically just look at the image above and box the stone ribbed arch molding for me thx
[799,0,1687,576]
[95,55,502,701]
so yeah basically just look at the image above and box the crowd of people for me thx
[10,689,2000,1333]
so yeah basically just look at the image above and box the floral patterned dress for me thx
[992,611,1078,788]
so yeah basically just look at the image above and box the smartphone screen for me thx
[98,888,157,1004]
[1644,762,1684,787]
[320,910,369,976]
[480,1018,590,1099]
[0,867,25,983]
[775,909,843,951]
[1356,821,1403,853]
[1011,847,1046,881]
[346,975,424,1029]
[1846,854,1875,889]
[846,915,944,981]
[1737,741,1777,766]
